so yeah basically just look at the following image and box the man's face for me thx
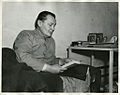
[39,15,56,37]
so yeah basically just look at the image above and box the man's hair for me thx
[35,11,56,28]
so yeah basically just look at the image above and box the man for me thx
[13,11,67,73]
[13,11,101,92]
[13,11,70,91]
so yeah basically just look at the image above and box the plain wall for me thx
[2,2,118,57]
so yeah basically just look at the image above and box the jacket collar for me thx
[35,28,50,39]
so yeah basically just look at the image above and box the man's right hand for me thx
[43,64,67,74]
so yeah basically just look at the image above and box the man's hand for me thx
[59,58,72,66]
[43,64,67,74]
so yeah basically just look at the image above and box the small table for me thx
[68,46,118,92]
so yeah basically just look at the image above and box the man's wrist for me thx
[42,64,48,71]
[42,64,52,72]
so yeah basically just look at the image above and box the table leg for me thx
[90,52,94,66]
[109,50,114,92]
[67,48,70,58]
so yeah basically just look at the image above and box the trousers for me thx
[59,64,101,92]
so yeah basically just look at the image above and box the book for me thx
[61,60,81,68]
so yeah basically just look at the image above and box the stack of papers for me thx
[61,60,81,68]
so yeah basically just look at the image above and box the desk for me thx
[68,46,118,93]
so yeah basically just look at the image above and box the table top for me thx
[69,46,118,51]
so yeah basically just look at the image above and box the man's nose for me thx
[51,26,55,31]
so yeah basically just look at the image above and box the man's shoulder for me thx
[17,29,37,39]
[20,29,35,35]
[18,29,45,42]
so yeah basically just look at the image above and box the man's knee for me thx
[39,72,63,92]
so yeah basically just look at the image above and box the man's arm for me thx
[13,31,45,72]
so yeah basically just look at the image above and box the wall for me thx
[2,2,118,57]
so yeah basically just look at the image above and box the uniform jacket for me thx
[13,28,59,72]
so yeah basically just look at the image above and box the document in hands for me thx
[61,60,81,68]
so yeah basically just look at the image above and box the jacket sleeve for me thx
[13,31,46,72]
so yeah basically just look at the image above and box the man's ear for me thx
[37,20,42,27]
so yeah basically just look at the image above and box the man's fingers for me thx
[65,58,72,62]
[59,70,64,73]
[59,68,67,73]
[60,67,67,70]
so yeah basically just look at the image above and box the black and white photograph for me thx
[2,1,119,93]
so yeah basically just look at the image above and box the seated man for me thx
[13,11,101,92]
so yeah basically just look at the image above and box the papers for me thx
[61,60,81,68]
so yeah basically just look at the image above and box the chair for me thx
[2,47,48,92]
